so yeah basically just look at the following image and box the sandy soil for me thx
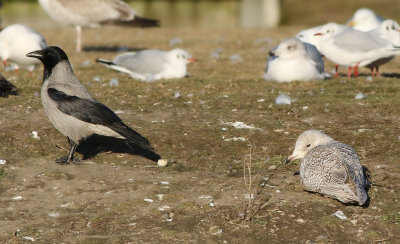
[0,23,399,243]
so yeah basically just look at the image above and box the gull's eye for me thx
[306,144,311,148]
[392,25,396,30]
[386,26,389,31]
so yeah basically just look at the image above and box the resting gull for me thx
[286,130,368,206]
[263,37,329,82]
[96,49,196,82]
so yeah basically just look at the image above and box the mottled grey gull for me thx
[286,130,368,206]
[38,0,159,52]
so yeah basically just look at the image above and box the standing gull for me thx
[286,130,368,206]
[263,37,328,82]
[0,24,47,73]
[27,46,164,165]
[315,22,400,78]
[38,0,160,52]
[96,49,197,82]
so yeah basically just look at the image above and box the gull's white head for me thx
[375,19,400,46]
[348,8,382,31]
[286,130,335,162]
[314,23,345,38]
[168,49,196,64]
[269,38,307,59]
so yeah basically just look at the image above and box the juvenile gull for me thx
[27,46,162,164]
[347,8,384,32]
[0,24,47,72]
[38,0,159,52]
[286,130,368,206]
[263,37,328,82]
[96,49,196,82]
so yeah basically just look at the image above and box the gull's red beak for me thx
[187,58,197,62]
[314,33,324,36]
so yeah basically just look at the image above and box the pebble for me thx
[268,165,277,170]
[332,210,347,220]
[275,94,292,105]
[109,78,119,87]
[230,54,243,63]
[31,131,40,140]
[0,159,6,165]
[144,198,153,203]
[173,91,181,98]
[355,92,367,100]
[169,38,182,46]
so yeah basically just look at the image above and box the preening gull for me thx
[315,22,400,78]
[286,130,368,206]
[96,49,196,82]
[0,24,47,72]
[38,0,159,52]
[347,8,384,32]
[263,37,328,82]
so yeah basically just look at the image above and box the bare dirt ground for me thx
[0,24,400,243]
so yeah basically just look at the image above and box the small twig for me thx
[322,225,334,242]
[369,236,392,244]
[54,141,69,152]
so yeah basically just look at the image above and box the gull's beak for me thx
[313,32,324,36]
[268,51,275,57]
[187,58,197,62]
[26,49,44,60]
[348,21,356,27]
[285,154,296,164]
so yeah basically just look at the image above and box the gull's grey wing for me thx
[57,0,135,23]
[47,88,154,152]
[114,50,169,75]
[304,42,324,74]
[333,29,387,52]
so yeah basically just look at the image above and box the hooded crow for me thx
[27,46,161,165]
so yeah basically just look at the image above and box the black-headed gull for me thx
[0,24,47,73]
[347,8,384,32]
[96,49,196,82]
[263,38,328,82]
[315,22,400,78]
[38,0,159,52]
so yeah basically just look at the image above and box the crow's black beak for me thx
[26,50,44,60]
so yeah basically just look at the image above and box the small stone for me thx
[173,91,181,98]
[295,218,305,224]
[268,165,277,170]
[275,94,292,105]
[0,159,6,165]
[332,210,347,220]
[169,38,182,46]
[355,92,367,100]
[144,198,153,203]
[230,54,242,63]
[31,131,40,140]
[109,78,119,86]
